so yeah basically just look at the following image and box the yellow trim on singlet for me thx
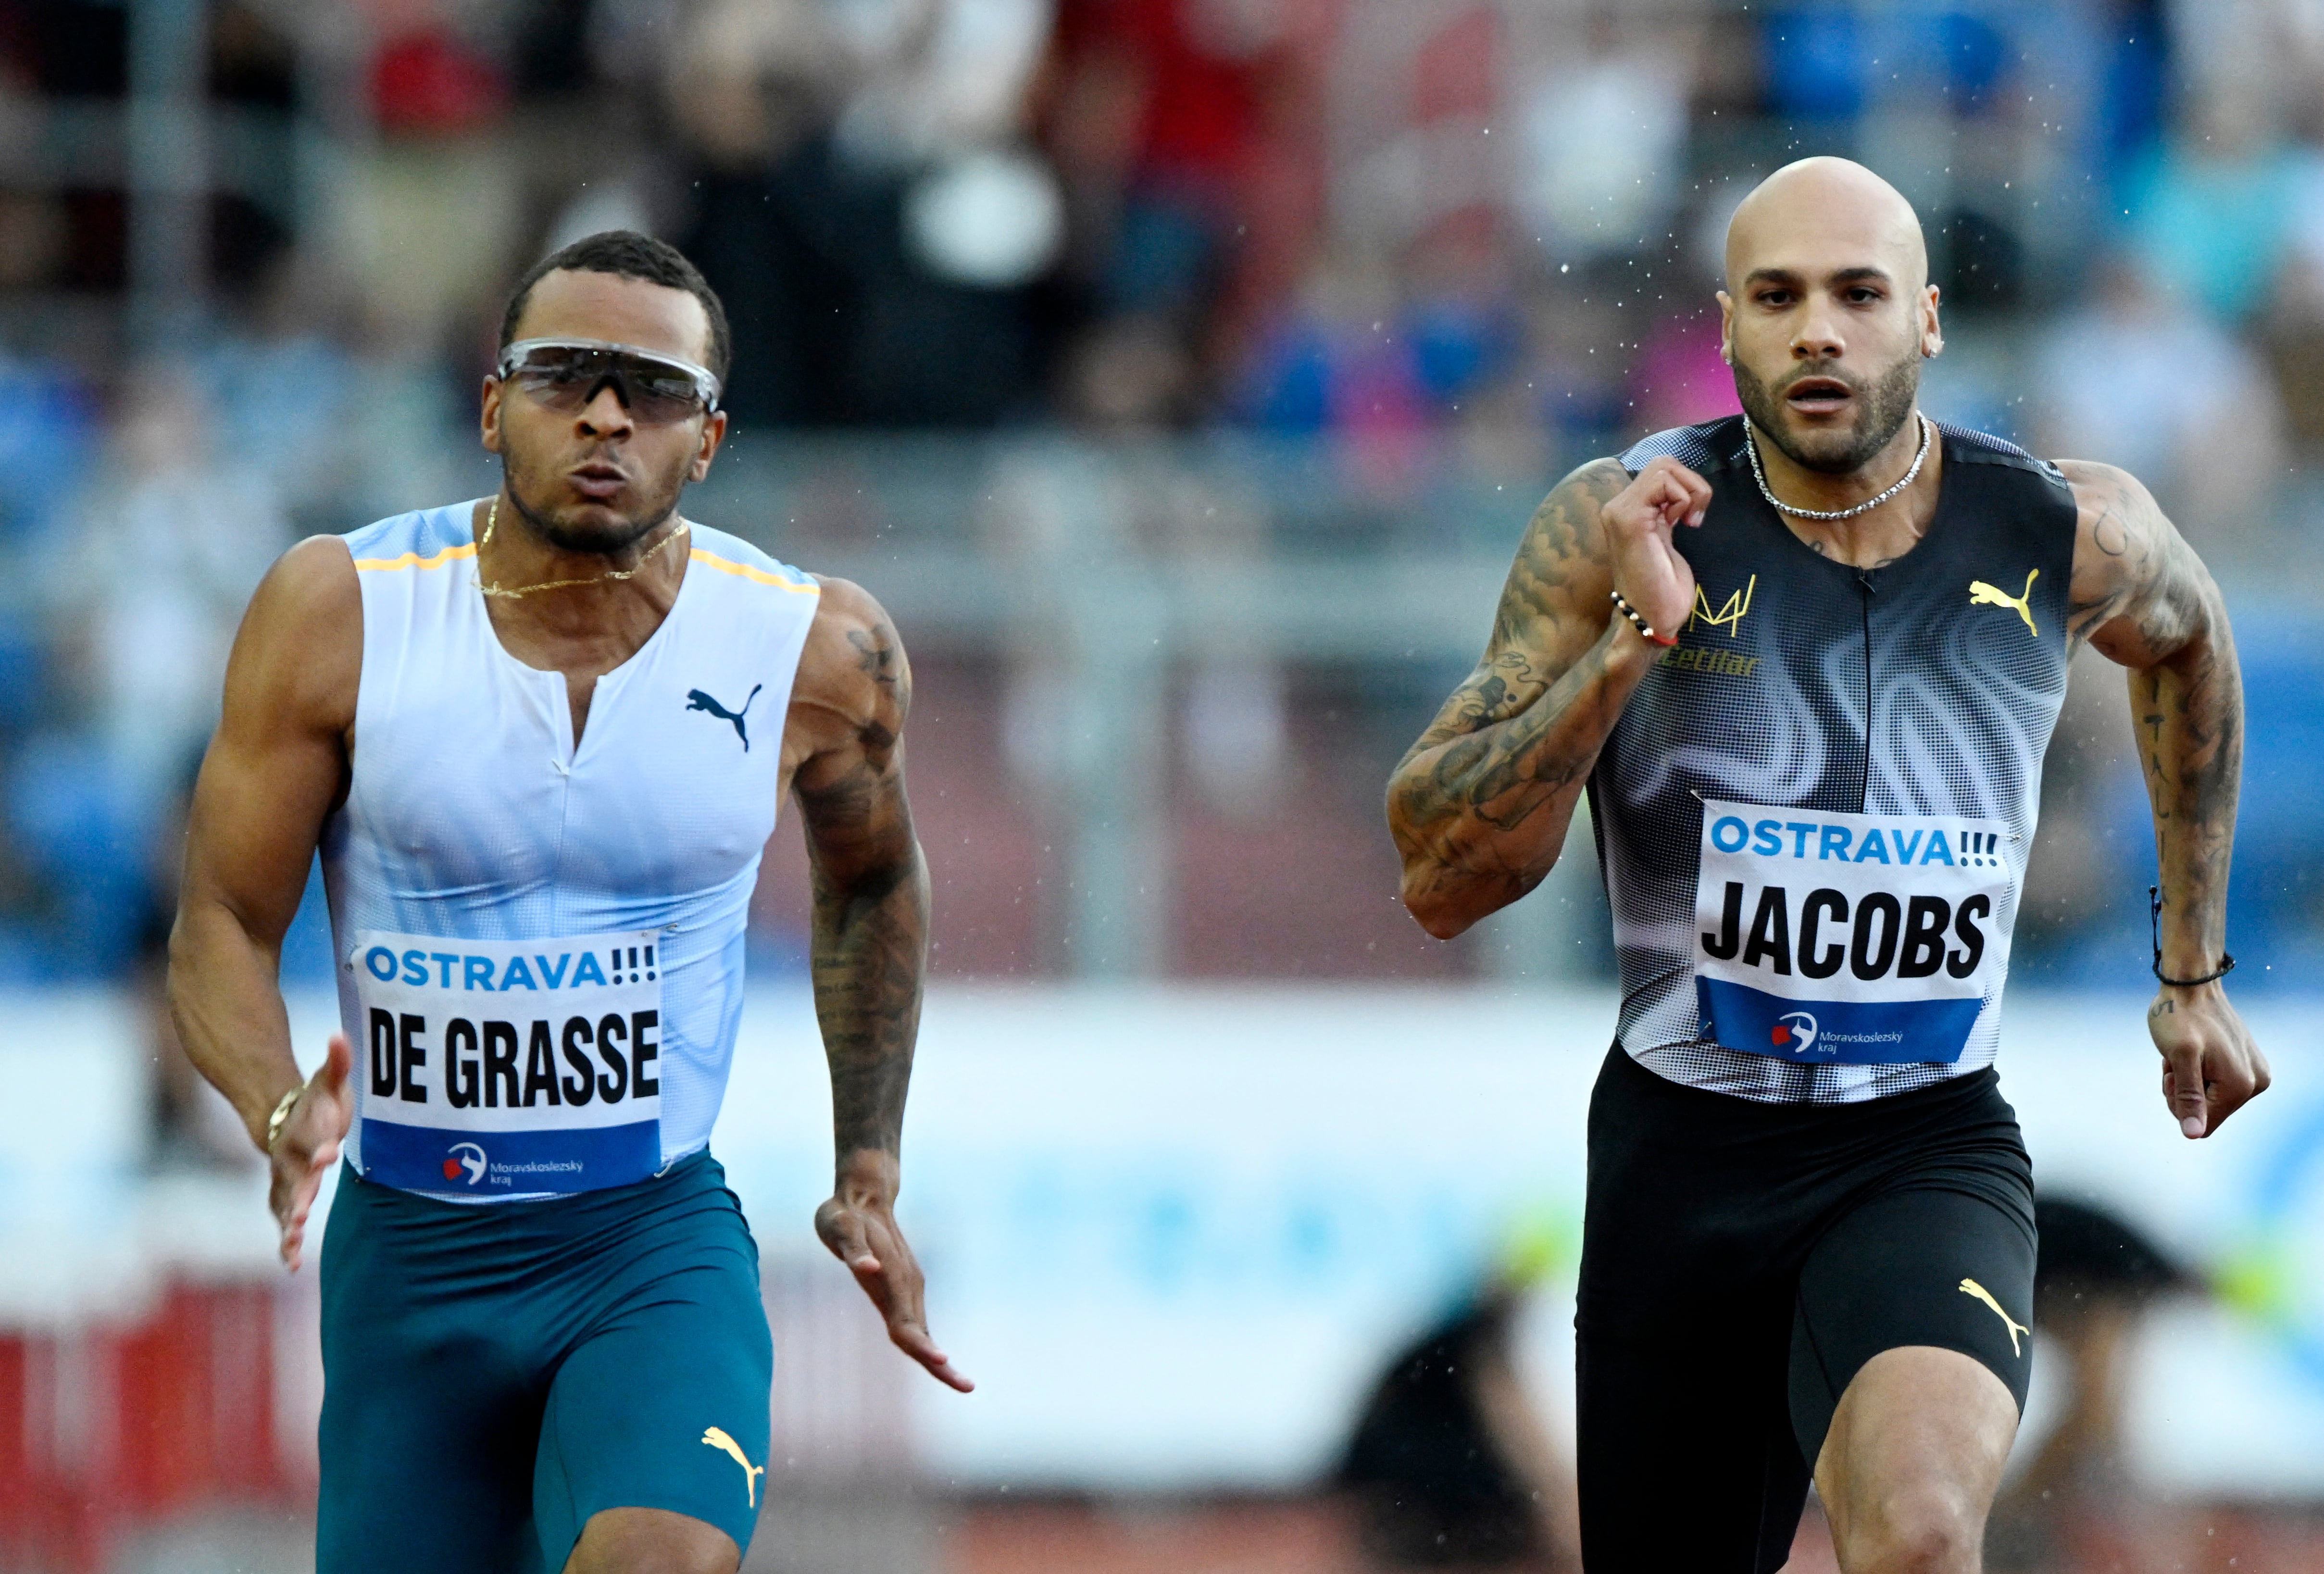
[352,542,478,573]
[351,541,813,591]
[689,547,821,592]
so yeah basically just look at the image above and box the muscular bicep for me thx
[2059,460,2214,668]
[1407,459,1625,755]
[787,579,917,880]
[179,537,359,945]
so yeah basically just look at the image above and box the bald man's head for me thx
[1717,158,1943,475]
[1724,158,1927,296]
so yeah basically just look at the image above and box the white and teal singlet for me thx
[320,501,822,1200]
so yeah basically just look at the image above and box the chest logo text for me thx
[1688,573,1757,637]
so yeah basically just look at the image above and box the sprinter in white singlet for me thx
[168,232,965,1574]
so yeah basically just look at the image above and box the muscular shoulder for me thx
[225,535,361,736]
[2057,459,2155,551]
[264,531,361,611]
[790,575,909,750]
[2054,458,2210,661]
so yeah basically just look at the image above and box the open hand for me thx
[1599,455,1711,637]
[2149,984,2270,1138]
[270,1033,354,1271]
[815,1153,973,1393]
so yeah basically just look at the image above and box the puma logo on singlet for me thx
[1968,569,2039,637]
[700,1426,765,1507]
[686,685,762,751]
[1958,1277,2030,1356]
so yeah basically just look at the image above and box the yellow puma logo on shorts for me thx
[701,1426,765,1508]
[1958,1278,2030,1357]
[1968,569,2039,637]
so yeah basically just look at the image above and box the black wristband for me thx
[2150,884,2236,987]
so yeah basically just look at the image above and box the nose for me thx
[575,379,634,437]
[1792,297,1845,362]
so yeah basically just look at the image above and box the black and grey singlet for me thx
[1587,414,2078,1104]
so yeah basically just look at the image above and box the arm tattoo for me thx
[1402,461,1622,755]
[2137,632,2242,967]
[2062,462,2242,969]
[802,612,926,1160]
[1406,638,1629,835]
[1387,460,1645,916]
[850,623,908,702]
[2064,466,2181,649]
[809,835,926,1159]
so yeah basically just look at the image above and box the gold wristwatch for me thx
[265,1086,304,1150]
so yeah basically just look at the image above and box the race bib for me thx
[1692,799,2014,1066]
[349,930,663,1195]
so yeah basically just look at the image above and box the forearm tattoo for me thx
[2063,464,2243,963]
[803,614,927,1160]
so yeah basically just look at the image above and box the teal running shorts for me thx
[316,1150,774,1573]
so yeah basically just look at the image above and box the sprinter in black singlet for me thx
[1387,158,2270,1573]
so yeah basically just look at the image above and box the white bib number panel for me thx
[350,930,664,1194]
[1692,799,2015,1066]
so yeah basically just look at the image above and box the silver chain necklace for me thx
[1743,412,1932,522]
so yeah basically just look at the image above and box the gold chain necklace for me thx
[475,497,691,600]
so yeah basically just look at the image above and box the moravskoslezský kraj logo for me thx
[1772,1011,1822,1055]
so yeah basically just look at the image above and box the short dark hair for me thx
[499,230,732,383]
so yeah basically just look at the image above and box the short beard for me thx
[502,472,684,557]
[1734,351,1922,475]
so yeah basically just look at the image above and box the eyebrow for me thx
[1743,265,1896,290]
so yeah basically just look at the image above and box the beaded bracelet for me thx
[1610,589,1678,648]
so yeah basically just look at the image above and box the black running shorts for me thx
[1574,1045,2036,1574]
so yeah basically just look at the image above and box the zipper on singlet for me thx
[1855,569,1876,812]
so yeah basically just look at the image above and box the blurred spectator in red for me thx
[316,3,525,359]
[370,16,508,136]
[1043,0,1334,410]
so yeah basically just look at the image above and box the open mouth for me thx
[1783,376,1855,416]
[569,462,628,500]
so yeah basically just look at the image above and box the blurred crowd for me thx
[1,0,2322,1023]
